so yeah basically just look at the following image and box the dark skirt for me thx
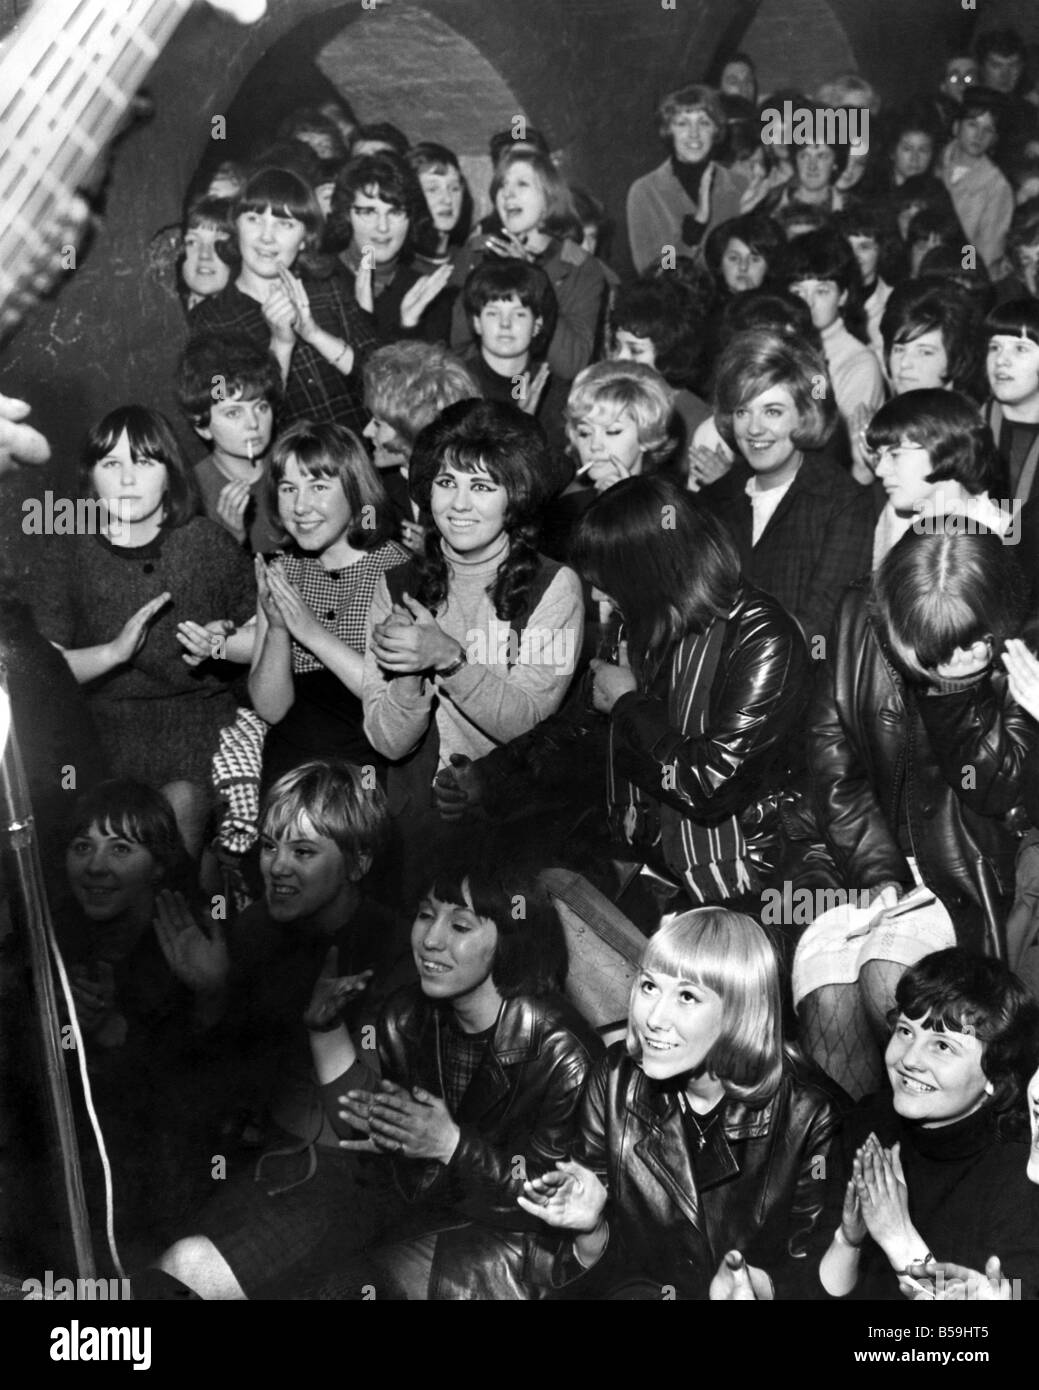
[261,669,385,795]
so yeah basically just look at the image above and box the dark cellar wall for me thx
[0,0,971,511]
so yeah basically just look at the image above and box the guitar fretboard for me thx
[0,0,190,319]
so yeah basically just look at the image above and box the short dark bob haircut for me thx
[891,947,1039,1117]
[268,420,395,550]
[865,388,1003,496]
[872,521,1028,682]
[609,276,705,389]
[880,279,984,398]
[79,405,196,528]
[233,166,325,258]
[462,258,558,357]
[66,779,189,884]
[985,296,1039,351]
[423,849,568,999]
[570,474,741,685]
[704,212,785,284]
[714,328,837,454]
[177,331,282,429]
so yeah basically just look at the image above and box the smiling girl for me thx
[816,949,1039,1300]
[362,399,583,835]
[32,406,255,853]
[450,148,610,379]
[519,908,847,1300]
[190,167,374,436]
[248,421,407,790]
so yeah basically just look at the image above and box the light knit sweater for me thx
[362,536,584,772]
[821,319,886,425]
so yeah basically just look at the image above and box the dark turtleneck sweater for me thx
[815,1089,1039,1300]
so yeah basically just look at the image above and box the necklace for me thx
[678,1091,722,1152]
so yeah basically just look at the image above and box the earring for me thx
[984,1080,995,1095]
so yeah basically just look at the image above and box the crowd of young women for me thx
[15,31,1039,1301]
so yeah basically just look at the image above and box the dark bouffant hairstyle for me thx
[177,332,281,429]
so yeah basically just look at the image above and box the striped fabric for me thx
[608,608,754,904]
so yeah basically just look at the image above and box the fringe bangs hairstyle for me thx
[363,342,480,452]
[864,388,1003,495]
[79,405,195,527]
[424,853,568,999]
[67,780,189,882]
[872,522,1028,682]
[780,227,868,343]
[490,148,579,243]
[565,360,676,468]
[985,296,1039,350]
[657,84,726,141]
[627,908,784,1106]
[327,151,429,257]
[233,167,325,260]
[714,328,837,453]
[570,476,740,686]
[268,420,395,550]
[406,399,553,624]
[880,280,984,398]
[261,759,389,867]
[609,277,705,389]
[176,331,282,428]
[892,948,1039,1117]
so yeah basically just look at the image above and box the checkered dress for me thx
[278,543,407,673]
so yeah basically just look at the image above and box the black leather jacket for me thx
[473,582,809,858]
[556,1044,847,1300]
[340,986,603,1300]
[809,581,1035,951]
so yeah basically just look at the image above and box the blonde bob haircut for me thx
[714,328,837,454]
[565,360,676,465]
[627,907,784,1106]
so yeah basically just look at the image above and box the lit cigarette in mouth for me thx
[246,440,254,461]
[576,461,596,476]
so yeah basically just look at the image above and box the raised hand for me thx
[399,263,453,329]
[263,562,326,648]
[354,252,375,315]
[517,1159,608,1232]
[483,230,534,262]
[433,753,486,821]
[0,393,50,472]
[709,1250,775,1301]
[255,556,287,631]
[303,945,373,1031]
[277,265,317,342]
[262,282,299,345]
[177,618,234,667]
[854,1136,926,1268]
[366,1079,461,1163]
[515,362,550,416]
[686,443,732,492]
[108,591,172,665]
[216,478,251,542]
[400,518,426,554]
[154,888,229,994]
[841,1175,867,1248]
[1003,638,1039,721]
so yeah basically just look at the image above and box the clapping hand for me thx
[1003,638,1039,721]
[709,1250,775,1301]
[517,1159,608,1232]
[432,753,485,821]
[303,945,372,1031]
[154,888,229,994]
[399,263,453,329]
[276,265,317,342]
[262,279,299,345]
[853,1136,925,1269]
[337,1078,460,1163]
[108,592,172,664]
[176,618,234,667]
[686,443,732,492]
[899,1255,1014,1302]
[262,561,324,647]
[483,229,534,261]
[370,593,459,674]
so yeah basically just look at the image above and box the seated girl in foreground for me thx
[519,907,848,1299]
[816,948,1039,1300]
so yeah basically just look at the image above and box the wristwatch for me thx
[436,646,468,680]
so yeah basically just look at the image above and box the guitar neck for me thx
[0,0,191,317]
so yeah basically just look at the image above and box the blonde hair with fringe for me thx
[626,907,784,1105]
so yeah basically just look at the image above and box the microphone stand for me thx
[0,665,94,1277]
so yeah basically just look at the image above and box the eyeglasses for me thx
[874,443,929,462]
[351,205,408,225]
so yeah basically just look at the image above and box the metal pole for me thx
[0,665,94,1277]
